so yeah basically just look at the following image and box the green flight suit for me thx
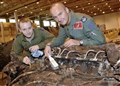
[11,28,54,61]
[51,11,106,47]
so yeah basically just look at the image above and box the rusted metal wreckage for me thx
[2,43,120,86]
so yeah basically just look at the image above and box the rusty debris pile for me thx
[2,43,120,86]
[0,41,13,71]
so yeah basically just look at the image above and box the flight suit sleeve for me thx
[82,19,106,45]
[51,27,67,47]
[37,29,54,49]
[10,38,25,61]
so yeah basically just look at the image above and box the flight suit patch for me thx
[81,16,87,22]
[73,21,83,30]
[89,31,97,36]
[88,21,97,30]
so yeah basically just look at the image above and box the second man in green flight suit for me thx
[11,18,54,64]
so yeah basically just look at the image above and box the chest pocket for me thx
[71,29,85,39]
[70,16,88,39]
[69,21,86,39]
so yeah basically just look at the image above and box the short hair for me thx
[18,17,33,29]
[50,2,66,10]
[50,2,68,16]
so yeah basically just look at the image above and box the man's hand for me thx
[44,43,52,57]
[23,56,31,64]
[63,39,80,47]
[29,45,39,52]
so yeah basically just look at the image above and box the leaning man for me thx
[11,18,54,64]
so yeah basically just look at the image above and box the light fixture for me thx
[0,1,4,4]
[76,6,78,8]
[88,3,91,5]
[105,3,108,5]
[94,13,97,15]
[25,6,27,8]
[36,2,39,4]
[102,11,105,14]
[111,10,114,12]
[64,2,66,4]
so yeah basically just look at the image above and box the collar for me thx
[69,11,77,25]
[65,11,79,27]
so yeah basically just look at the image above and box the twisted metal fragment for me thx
[92,50,105,61]
[84,50,95,59]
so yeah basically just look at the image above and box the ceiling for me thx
[0,0,120,19]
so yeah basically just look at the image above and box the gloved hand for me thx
[31,50,43,58]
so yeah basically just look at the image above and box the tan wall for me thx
[94,12,120,30]
[0,23,17,43]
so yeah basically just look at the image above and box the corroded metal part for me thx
[2,43,120,86]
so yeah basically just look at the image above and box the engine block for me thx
[2,43,120,86]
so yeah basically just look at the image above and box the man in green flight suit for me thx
[44,2,106,56]
[11,18,54,64]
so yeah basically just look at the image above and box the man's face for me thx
[19,22,34,38]
[50,5,69,25]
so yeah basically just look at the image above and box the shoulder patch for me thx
[81,16,87,23]
[88,21,97,30]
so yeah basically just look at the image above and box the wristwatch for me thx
[80,40,83,46]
